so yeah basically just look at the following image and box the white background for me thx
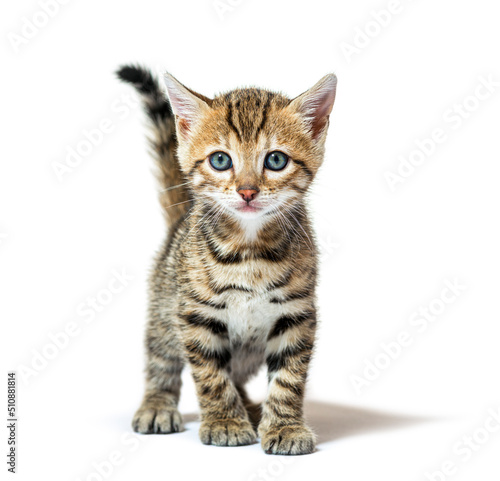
[2,0,500,479]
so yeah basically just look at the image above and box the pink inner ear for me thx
[308,90,336,139]
[310,107,330,139]
[163,73,207,139]
[177,118,191,138]
[293,75,337,140]
[169,95,197,131]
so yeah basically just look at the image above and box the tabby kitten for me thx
[117,65,337,455]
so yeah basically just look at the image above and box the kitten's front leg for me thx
[181,314,256,446]
[259,310,317,455]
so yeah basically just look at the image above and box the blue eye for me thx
[209,152,233,171]
[264,151,288,171]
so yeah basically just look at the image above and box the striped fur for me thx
[118,65,337,455]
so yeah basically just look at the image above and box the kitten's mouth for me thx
[236,204,261,214]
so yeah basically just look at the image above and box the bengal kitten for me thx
[117,65,337,455]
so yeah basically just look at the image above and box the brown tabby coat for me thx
[117,65,337,455]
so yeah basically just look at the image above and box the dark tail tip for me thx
[116,64,173,120]
[116,64,158,95]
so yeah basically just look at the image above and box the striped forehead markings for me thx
[224,90,275,143]
[226,100,242,142]
[254,92,271,140]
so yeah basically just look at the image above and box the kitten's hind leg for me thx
[236,385,262,430]
[132,334,185,434]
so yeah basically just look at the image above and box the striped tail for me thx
[116,65,191,227]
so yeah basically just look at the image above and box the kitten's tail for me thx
[116,65,191,227]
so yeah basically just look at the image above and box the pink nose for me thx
[238,188,259,202]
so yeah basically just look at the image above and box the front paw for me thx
[199,418,257,446]
[260,424,316,455]
[132,406,183,434]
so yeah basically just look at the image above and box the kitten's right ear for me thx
[163,72,211,139]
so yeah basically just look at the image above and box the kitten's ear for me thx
[163,72,211,139]
[288,74,337,140]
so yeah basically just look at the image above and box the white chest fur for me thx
[218,289,281,345]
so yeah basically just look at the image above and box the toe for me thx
[132,408,183,434]
[262,425,316,455]
[199,419,256,446]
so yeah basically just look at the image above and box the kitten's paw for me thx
[199,418,257,446]
[260,424,316,455]
[132,406,183,434]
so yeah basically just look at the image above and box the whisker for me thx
[184,200,222,239]
[165,199,193,210]
[273,200,315,253]
[160,181,191,193]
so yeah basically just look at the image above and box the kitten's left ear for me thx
[288,74,337,140]
[163,72,212,139]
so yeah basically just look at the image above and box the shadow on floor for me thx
[182,400,430,444]
[111,400,431,445]
[304,400,431,444]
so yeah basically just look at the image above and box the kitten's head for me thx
[163,72,337,224]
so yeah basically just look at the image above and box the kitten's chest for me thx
[220,288,281,345]
[188,233,295,343]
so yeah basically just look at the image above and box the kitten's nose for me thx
[237,186,260,203]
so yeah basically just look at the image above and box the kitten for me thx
[117,65,337,455]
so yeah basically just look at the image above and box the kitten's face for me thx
[163,75,337,225]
